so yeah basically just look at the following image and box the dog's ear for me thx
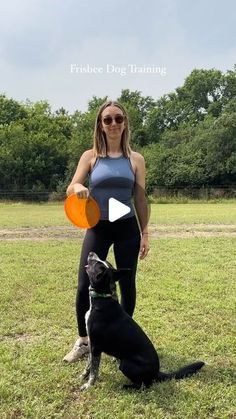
[112,268,132,282]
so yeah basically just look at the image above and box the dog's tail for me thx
[157,361,205,382]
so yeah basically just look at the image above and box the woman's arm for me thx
[133,153,149,236]
[66,149,93,197]
[133,152,150,260]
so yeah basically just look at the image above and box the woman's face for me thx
[101,105,126,140]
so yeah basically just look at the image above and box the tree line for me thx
[0,66,235,200]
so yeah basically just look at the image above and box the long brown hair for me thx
[92,100,131,157]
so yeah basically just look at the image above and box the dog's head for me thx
[85,252,131,295]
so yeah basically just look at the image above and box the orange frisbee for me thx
[64,194,100,228]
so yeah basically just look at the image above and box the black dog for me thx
[80,252,205,390]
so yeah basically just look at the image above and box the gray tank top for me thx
[89,155,135,220]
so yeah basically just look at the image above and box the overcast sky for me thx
[0,0,235,113]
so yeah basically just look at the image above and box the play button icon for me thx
[108,198,131,222]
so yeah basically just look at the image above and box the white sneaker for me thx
[63,338,90,363]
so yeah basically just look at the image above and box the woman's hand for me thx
[139,234,150,260]
[73,183,89,199]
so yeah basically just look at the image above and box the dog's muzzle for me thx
[86,252,109,268]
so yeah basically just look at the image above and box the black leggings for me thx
[76,216,141,336]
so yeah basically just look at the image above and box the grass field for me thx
[0,202,235,418]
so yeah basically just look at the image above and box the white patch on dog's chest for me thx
[85,297,92,335]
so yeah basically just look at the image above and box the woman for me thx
[63,100,149,363]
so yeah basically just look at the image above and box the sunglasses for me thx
[102,115,125,125]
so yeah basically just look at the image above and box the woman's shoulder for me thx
[81,149,94,159]
[81,148,97,162]
[130,150,145,164]
[79,149,96,173]
[83,148,97,172]
[129,151,145,176]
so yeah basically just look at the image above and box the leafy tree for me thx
[118,89,155,121]
[1,65,235,199]
[118,89,155,147]
[87,95,108,111]
[145,67,236,143]
[0,94,27,125]
[179,68,223,114]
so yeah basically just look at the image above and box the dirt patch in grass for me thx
[0,332,37,343]
[150,223,236,238]
[0,224,235,240]
[0,226,84,241]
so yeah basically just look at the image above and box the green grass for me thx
[0,201,236,227]
[0,202,236,418]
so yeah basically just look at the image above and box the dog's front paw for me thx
[80,382,92,391]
